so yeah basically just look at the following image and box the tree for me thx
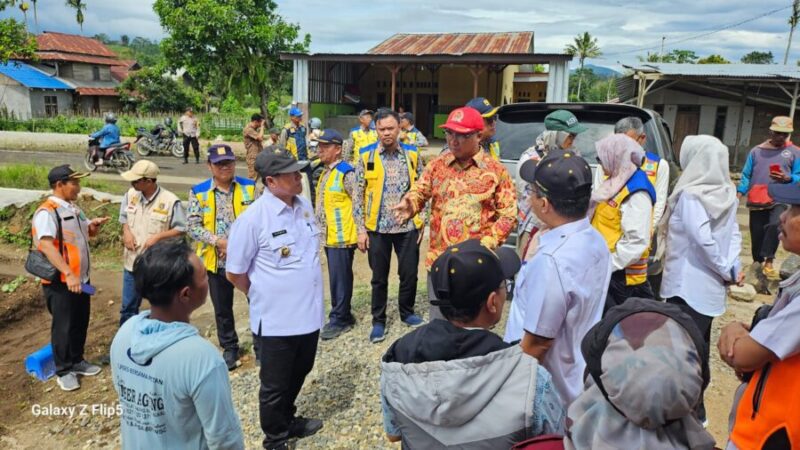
[564,32,601,101]
[154,0,309,123]
[637,49,698,64]
[786,0,800,65]
[741,51,774,64]
[64,1,86,30]
[118,66,201,112]
[93,33,111,44]
[0,1,83,64]
[121,34,129,46]
[697,54,730,64]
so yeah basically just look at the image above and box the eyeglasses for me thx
[444,130,478,141]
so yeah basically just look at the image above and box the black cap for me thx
[519,150,592,200]
[400,112,414,124]
[316,129,344,145]
[255,145,309,177]
[48,164,89,185]
[769,183,800,205]
[430,240,521,309]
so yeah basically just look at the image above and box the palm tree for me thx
[786,0,800,65]
[65,0,85,30]
[565,32,602,101]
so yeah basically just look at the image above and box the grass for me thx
[0,164,129,195]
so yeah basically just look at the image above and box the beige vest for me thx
[123,187,180,271]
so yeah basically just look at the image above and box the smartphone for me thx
[81,283,96,295]
[770,163,782,173]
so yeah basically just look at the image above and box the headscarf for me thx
[567,315,715,450]
[591,134,642,206]
[654,135,737,261]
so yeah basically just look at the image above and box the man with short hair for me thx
[393,107,518,321]
[119,160,185,326]
[465,97,501,159]
[314,129,359,340]
[244,113,266,179]
[381,240,565,448]
[32,165,110,391]
[179,107,201,164]
[268,127,281,147]
[111,240,245,450]
[187,145,256,370]
[279,107,307,161]
[504,152,612,406]
[354,108,425,343]
[347,109,378,162]
[399,112,428,148]
[226,147,324,450]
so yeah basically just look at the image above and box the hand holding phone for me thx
[770,163,782,174]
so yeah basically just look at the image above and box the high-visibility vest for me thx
[401,127,424,147]
[642,152,661,188]
[730,354,800,450]
[283,123,307,160]
[360,142,423,232]
[483,138,500,160]
[350,126,378,161]
[32,199,90,284]
[122,187,181,271]
[318,161,358,246]
[591,169,656,285]
[190,176,256,273]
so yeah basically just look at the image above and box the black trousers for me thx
[208,270,239,353]
[666,296,713,422]
[326,247,356,326]
[43,281,90,376]
[604,270,655,316]
[367,229,419,325]
[183,136,200,163]
[257,331,319,449]
[750,205,786,263]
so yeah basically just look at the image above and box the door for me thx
[415,94,432,136]
[672,106,700,157]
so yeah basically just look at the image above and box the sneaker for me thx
[223,350,240,371]
[57,373,80,391]
[71,360,101,376]
[320,322,352,341]
[288,416,323,439]
[182,161,188,165]
[763,266,780,280]
[369,323,386,343]
[702,418,709,429]
[402,314,425,328]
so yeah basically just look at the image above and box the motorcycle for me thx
[84,138,135,173]
[134,121,183,158]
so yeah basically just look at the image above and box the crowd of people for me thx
[29,98,800,449]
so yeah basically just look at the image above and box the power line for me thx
[603,4,793,58]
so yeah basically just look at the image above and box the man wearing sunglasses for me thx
[119,160,186,326]
[187,144,256,370]
[393,106,518,321]
[465,97,501,160]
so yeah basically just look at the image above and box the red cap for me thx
[439,107,484,133]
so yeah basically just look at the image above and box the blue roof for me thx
[0,61,72,90]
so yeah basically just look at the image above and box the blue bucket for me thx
[25,343,56,381]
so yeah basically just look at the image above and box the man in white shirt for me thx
[225,147,324,450]
[504,151,612,406]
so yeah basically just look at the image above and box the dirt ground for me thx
[0,213,779,448]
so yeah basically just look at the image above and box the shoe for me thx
[223,349,240,371]
[182,161,188,164]
[320,322,352,340]
[71,360,101,376]
[96,159,104,166]
[402,314,425,328]
[370,323,386,343]
[702,418,709,429]
[57,373,80,391]
[763,266,780,280]
[289,416,323,439]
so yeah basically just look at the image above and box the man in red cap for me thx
[393,106,517,320]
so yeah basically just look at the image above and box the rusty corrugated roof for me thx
[76,87,119,96]
[368,32,533,55]
[36,52,120,66]
[37,32,117,58]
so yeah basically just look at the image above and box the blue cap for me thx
[465,97,498,118]
[207,144,236,163]
[769,183,800,205]
[317,129,344,145]
[289,107,303,117]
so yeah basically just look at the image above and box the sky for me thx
[3,0,800,69]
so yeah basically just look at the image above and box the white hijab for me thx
[655,135,737,260]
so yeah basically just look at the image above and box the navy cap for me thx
[255,145,309,177]
[207,144,236,163]
[48,164,89,185]
[316,129,344,145]
[520,150,592,200]
[465,97,499,118]
[430,240,520,309]
[769,183,800,205]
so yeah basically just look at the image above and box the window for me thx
[92,66,100,81]
[44,95,58,117]
[713,107,728,140]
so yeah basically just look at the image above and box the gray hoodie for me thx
[110,311,244,450]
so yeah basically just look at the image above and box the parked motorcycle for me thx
[84,138,135,173]
[134,118,183,158]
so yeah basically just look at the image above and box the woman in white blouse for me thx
[658,134,743,426]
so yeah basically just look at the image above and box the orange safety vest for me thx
[31,199,90,284]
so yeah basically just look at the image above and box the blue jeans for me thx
[326,247,356,327]
[120,270,142,326]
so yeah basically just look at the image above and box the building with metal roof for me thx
[0,61,74,118]
[616,63,800,166]
[280,32,571,138]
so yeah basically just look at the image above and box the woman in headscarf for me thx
[590,134,657,314]
[566,300,716,450]
[658,135,742,426]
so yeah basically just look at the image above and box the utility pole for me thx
[660,36,666,62]
[785,0,800,65]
